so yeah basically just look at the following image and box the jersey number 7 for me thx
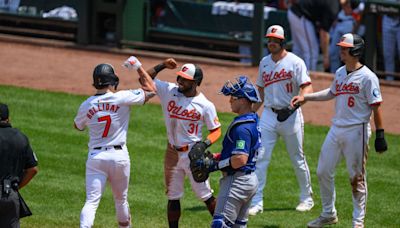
[98,115,111,137]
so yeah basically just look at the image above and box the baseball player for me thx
[287,0,340,71]
[249,25,314,216]
[291,33,388,228]
[74,60,155,228]
[125,56,222,228]
[203,76,262,228]
[381,0,400,80]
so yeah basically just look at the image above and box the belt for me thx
[174,145,189,152]
[93,145,122,150]
[222,170,253,177]
[271,107,281,113]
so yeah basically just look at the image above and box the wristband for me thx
[217,158,231,170]
[154,63,166,74]
[203,139,211,147]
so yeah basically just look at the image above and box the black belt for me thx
[93,145,122,150]
[271,108,281,113]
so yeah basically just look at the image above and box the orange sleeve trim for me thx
[370,102,382,106]
[207,127,222,144]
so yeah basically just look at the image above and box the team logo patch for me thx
[372,88,380,98]
[271,28,277,33]
[236,140,245,150]
[182,66,188,72]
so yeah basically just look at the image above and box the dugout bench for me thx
[0,0,89,44]
[121,0,291,64]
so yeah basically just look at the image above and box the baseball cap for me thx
[0,103,9,120]
[176,63,202,81]
[337,33,356,47]
[265,25,285,40]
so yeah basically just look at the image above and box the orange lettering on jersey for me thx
[335,80,360,95]
[167,100,201,121]
[262,69,293,87]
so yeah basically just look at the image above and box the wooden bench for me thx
[0,11,78,41]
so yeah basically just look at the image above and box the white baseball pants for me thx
[80,147,131,228]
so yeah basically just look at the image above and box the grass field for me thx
[1,85,399,228]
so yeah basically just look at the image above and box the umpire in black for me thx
[0,103,38,228]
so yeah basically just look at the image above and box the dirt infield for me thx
[1,40,399,134]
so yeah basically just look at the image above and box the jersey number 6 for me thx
[98,115,112,137]
[348,96,355,107]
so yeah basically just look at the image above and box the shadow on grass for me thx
[264,207,294,212]
[185,206,294,212]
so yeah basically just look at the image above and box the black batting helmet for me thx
[176,63,203,86]
[92,63,119,89]
[337,33,364,57]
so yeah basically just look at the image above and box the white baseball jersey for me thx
[74,89,145,148]
[155,79,221,147]
[256,52,311,109]
[330,65,383,126]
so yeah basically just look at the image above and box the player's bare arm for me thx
[230,154,249,169]
[251,86,264,112]
[299,83,313,96]
[18,166,38,189]
[147,58,178,79]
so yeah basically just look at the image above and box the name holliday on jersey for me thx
[335,81,360,95]
[262,69,293,86]
[86,103,120,119]
[167,100,201,121]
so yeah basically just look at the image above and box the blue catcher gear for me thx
[220,76,261,103]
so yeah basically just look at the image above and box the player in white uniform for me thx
[125,56,222,228]
[291,33,388,228]
[74,60,156,228]
[249,25,314,216]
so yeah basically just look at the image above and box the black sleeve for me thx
[23,135,38,169]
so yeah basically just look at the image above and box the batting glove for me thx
[123,56,142,70]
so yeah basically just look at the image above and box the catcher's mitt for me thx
[276,104,300,122]
[189,142,209,182]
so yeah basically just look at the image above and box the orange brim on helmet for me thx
[336,41,354,47]
[265,33,284,39]
[176,71,195,80]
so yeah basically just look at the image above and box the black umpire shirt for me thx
[0,122,38,227]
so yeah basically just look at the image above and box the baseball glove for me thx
[276,103,300,122]
[189,142,209,182]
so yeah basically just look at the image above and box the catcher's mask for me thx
[265,24,286,46]
[337,33,364,57]
[92,63,120,90]
[220,75,261,103]
[176,63,203,86]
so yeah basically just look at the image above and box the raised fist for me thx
[123,56,142,71]
[164,58,178,69]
